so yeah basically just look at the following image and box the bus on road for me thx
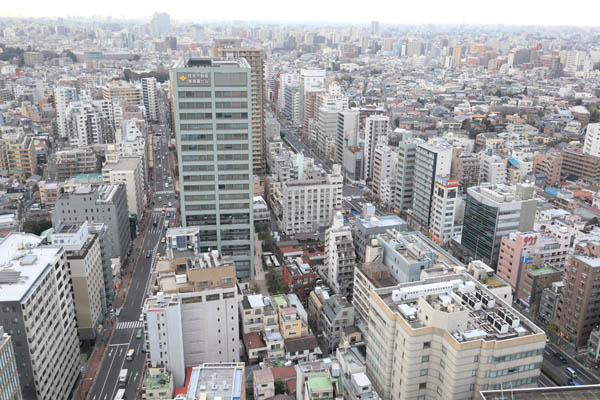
[118,369,128,387]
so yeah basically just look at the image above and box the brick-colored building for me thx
[558,238,600,347]
[561,149,600,183]
[282,258,317,305]
[533,153,562,186]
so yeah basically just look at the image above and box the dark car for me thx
[554,352,568,364]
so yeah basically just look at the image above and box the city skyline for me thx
[4,0,600,27]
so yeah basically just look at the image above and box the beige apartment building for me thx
[52,222,105,340]
[0,128,37,181]
[213,40,266,177]
[365,274,546,400]
[101,82,142,108]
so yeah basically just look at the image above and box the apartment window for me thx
[420,369,428,376]
[440,360,445,369]
[437,387,442,396]
[423,342,431,349]
[474,355,479,362]
[422,355,429,362]
[472,370,477,377]
[206,294,220,301]
[469,384,475,391]
[441,345,447,354]
[418,397,425,400]
[419,383,426,390]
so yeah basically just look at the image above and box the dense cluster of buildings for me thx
[1,14,600,400]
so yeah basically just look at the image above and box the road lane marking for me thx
[116,321,144,330]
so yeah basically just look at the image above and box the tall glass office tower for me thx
[171,57,254,278]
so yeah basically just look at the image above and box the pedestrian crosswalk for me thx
[116,321,144,330]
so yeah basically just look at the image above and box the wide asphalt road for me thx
[87,125,177,400]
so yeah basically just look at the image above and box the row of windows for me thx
[180,144,246,154]
[180,133,249,141]
[218,154,248,161]
[217,123,248,130]
[493,349,543,363]
[487,376,536,390]
[183,175,214,182]
[181,144,213,152]
[182,154,213,161]
[180,291,236,303]
[180,112,248,120]
[178,91,247,98]
[186,204,216,211]
[184,184,249,192]
[185,194,215,201]
[179,102,212,109]
[488,363,541,378]
[182,165,214,172]
[181,123,212,131]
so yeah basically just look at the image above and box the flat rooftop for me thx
[103,156,141,171]
[356,214,406,230]
[0,233,61,302]
[143,371,171,391]
[376,273,544,343]
[479,385,600,399]
[186,363,244,400]
[307,376,333,392]
[378,230,463,269]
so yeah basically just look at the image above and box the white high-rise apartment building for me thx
[279,73,300,112]
[299,69,326,128]
[336,110,359,165]
[141,77,160,122]
[65,100,115,147]
[316,106,341,161]
[429,177,462,247]
[324,212,357,297]
[0,233,80,400]
[372,142,397,203]
[300,69,326,93]
[108,120,147,160]
[584,123,600,157]
[143,250,241,387]
[365,274,545,400]
[479,152,507,185]
[52,221,105,340]
[276,164,343,235]
[364,115,390,181]
[411,139,452,231]
[54,86,78,139]
[102,156,146,218]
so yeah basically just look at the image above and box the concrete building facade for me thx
[143,251,241,386]
[52,221,105,340]
[324,212,357,297]
[0,326,22,400]
[171,57,254,278]
[102,156,146,217]
[52,184,131,263]
[0,233,80,400]
[460,184,537,268]
[365,274,546,400]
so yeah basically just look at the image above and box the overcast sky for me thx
[4,0,600,27]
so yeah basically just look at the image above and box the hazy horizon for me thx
[4,0,600,27]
